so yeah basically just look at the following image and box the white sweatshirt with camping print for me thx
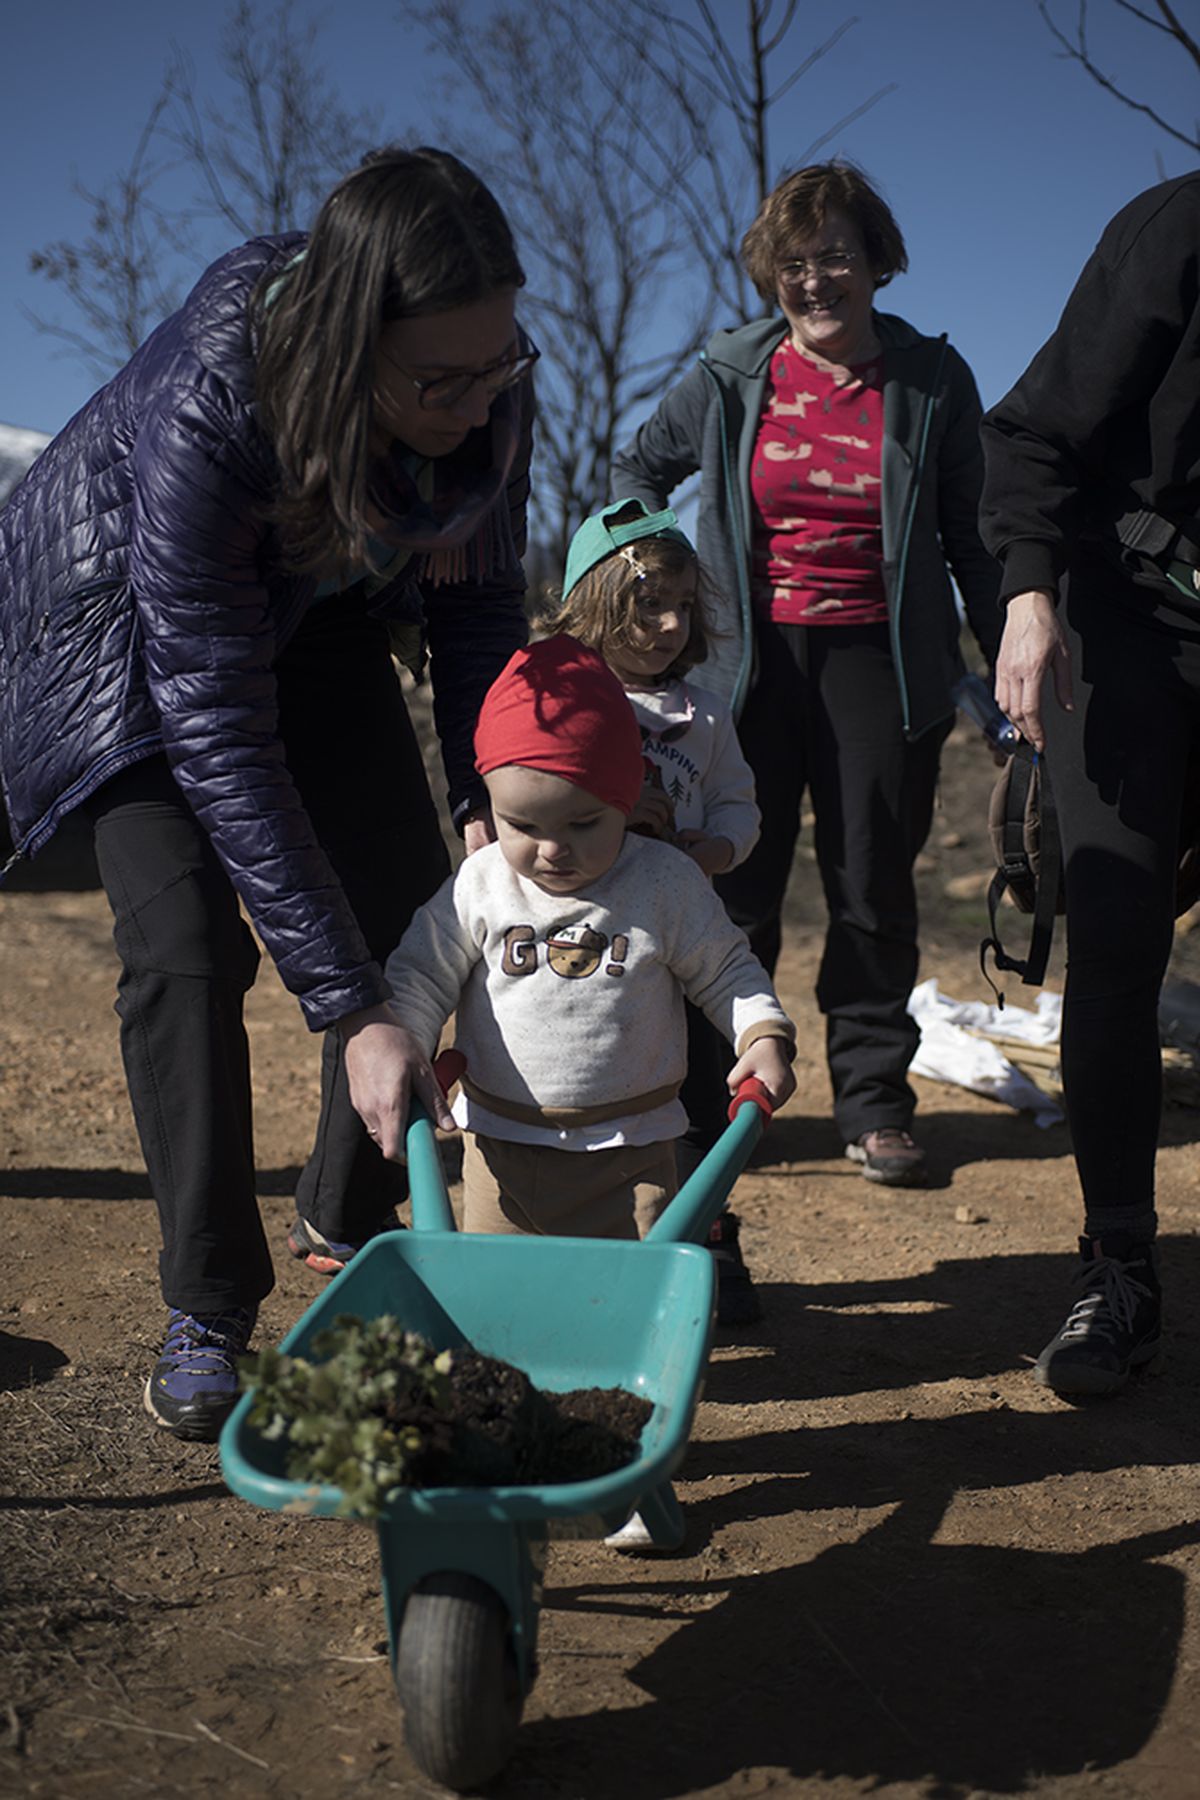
[624,677,760,867]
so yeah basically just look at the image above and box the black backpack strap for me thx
[980,752,1062,1005]
[1024,755,1061,988]
[1115,505,1200,572]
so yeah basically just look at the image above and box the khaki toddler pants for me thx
[462,1133,677,1239]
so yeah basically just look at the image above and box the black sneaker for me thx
[1034,1235,1162,1397]
[144,1306,257,1442]
[708,1211,763,1325]
[287,1210,403,1276]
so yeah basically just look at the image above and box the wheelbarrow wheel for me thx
[396,1571,523,1791]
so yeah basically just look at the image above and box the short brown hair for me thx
[545,518,715,682]
[740,161,907,305]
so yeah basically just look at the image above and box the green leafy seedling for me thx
[242,1315,454,1517]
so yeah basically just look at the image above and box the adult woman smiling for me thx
[613,162,999,1186]
[0,146,535,1438]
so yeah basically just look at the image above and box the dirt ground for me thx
[3,710,1200,1800]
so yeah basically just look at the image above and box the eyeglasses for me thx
[776,250,858,288]
[379,345,540,412]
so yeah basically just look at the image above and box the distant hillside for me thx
[0,422,51,506]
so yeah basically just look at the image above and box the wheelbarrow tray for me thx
[221,1227,716,1529]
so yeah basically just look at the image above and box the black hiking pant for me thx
[1043,555,1200,1243]
[682,617,947,1152]
[82,592,450,1315]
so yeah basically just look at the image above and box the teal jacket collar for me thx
[702,309,938,379]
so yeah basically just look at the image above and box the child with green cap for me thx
[547,500,767,1322]
[550,499,760,878]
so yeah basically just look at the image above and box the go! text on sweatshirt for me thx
[384,832,793,1145]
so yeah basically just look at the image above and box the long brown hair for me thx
[255,145,525,573]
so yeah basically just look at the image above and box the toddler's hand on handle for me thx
[727,1038,796,1112]
[340,1003,456,1160]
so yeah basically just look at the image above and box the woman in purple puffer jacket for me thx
[0,146,536,1440]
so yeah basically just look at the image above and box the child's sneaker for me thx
[709,1211,763,1325]
[604,1511,655,1549]
[1034,1234,1162,1396]
[144,1306,257,1441]
[287,1210,403,1275]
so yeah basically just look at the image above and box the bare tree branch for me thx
[1038,0,1200,152]
[27,93,192,377]
[403,0,711,565]
[164,0,378,236]
[402,0,889,559]
[28,0,378,376]
[585,1,892,321]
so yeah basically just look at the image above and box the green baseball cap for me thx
[562,499,693,600]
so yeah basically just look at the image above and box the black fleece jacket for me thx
[980,174,1200,599]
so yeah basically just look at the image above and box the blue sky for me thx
[4,0,1198,443]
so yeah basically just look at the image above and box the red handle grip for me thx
[433,1049,467,1097]
[727,1077,774,1123]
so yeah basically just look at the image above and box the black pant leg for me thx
[676,622,810,1154]
[83,757,271,1314]
[1044,575,1198,1241]
[277,592,452,1241]
[714,617,809,972]
[806,626,946,1142]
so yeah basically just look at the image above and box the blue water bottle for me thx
[952,673,1020,754]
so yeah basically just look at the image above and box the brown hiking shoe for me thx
[845,1128,928,1188]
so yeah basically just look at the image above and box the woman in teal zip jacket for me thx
[612,163,1000,1189]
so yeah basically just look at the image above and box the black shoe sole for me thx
[845,1144,929,1187]
[1033,1339,1162,1397]
[858,1165,930,1187]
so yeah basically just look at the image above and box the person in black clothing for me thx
[980,173,1200,1397]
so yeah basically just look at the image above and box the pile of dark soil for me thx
[245,1317,652,1512]
[407,1348,653,1487]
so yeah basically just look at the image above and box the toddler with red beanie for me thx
[385,634,795,1238]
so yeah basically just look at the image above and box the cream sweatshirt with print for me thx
[626,678,760,867]
[385,833,792,1137]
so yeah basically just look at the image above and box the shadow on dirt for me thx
[506,1234,1200,1797]
[0,1482,229,1513]
[703,1247,1073,1403]
[528,1505,1199,1796]
[756,1102,1200,1177]
[0,1327,70,1392]
[705,1235,1199,1404]
[0,1165,307,1200]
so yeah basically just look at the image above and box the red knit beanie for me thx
[475,635,644,815]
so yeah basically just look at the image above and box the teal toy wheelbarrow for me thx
[220,1075,773,1791]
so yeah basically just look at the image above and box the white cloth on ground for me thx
[906,978,1064,1128]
